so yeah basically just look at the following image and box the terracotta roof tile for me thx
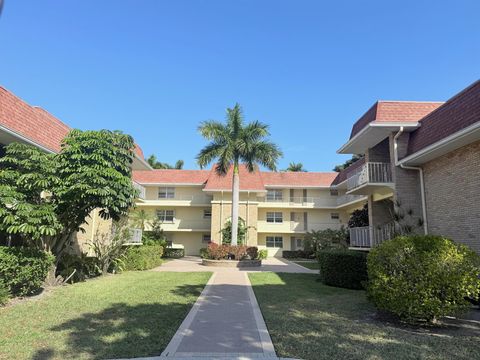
[132,169,210,184]
[0,87,70,152]
[350,101,443,139]
[203,164,265,191]
[261,171,337,187]
[331,157,366,185]
[407,80,480,155]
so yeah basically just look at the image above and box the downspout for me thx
[393,127,428,235]
[246,191,250,246]
[220,190,224,243]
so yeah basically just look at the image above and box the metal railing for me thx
[346,162,393,191]
[133,182,146,200]
[126,228,143,244]
[156,219,212,230]
[349,223,395,248]
[259,196,337,207]
[336,194,366,206]
[155,194,213,204]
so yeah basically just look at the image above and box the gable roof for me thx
[203,164,266,191]
[350,101,443,139]
[0,86,70,152]
[261,171,337,188]
[407,80,480,156]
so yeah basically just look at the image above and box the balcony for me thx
[133,182,146,200]
[257,196,337,209]
[257,220,343,233]
[346,162,394,197]
[155,219,211,232]
[137,194,213,206]
[349,223,395,249]
[125,228,143,245]
[336,194,367,207]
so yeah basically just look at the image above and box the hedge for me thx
[0,280,9,305]
[123,245,164,271]
[163,248,185,258]
[282,250,315,259]
[0,246,55,296]
[318,249,367,289]
[367,235,480,323]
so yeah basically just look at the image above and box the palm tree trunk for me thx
[231,163,240,246]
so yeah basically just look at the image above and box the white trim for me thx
[399,121,480,165]
[135,182,205,186]
[203,188,267,193]
[264,184,331,189]
[133,153,153,170]
[0,124,57,153]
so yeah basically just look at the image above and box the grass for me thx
[249,272,480,360]
[292,260,319,270]
[0,271,211,360]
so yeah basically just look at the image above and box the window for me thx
[203,209,212,219]
[266,189,283,201]
[266,236,283,248]
[331,213,340,220]
[158,187,175,199]
[330,189,338,196]
[202,234,211,243]
[266,212,283,223]
[157,210,175,222]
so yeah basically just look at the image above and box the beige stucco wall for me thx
[166,231,210,256]
[423,140,480,253]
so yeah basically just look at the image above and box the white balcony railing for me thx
[349,223,395,248]
[336,194,366,206]
[257,220,343,233]
[126,228,143,244]
[346,162,393,191]
[153,195,213,204]
[133,182,146,200]
[155,219,211,231]
[258,196,337,207]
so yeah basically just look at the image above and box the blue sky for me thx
[0,1,479,171]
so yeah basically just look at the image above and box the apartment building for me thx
[336,80,480,253]
[132,166,366,256]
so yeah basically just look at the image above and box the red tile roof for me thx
[0,86,70,152]
[350,101,443,139]
[407,80,480,155]
[133,169,210,184]
[261,171,337,187]
[203,164,266,191]
[134,164,339,189]
[0,86,146,158]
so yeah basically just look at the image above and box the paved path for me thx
[154,256,317,274]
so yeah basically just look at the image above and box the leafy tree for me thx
[304,227,348,252]
[0,130,137,266]
[348,204,369,228]
[220,218,248,245]
[284,162,306,172]
[333,154,362,172]
[147,155,184,169]
[197,103,282,245]
[130,209,153,231]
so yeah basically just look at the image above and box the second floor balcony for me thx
[346,162,394,196]
[257,220,343,233]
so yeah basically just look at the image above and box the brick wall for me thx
[423,140,480,253]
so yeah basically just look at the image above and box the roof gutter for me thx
[0,124,57,154]
[393,127,428,235]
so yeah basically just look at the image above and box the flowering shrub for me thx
[206,243,260,260]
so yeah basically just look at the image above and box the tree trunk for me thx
[231,164,240,246]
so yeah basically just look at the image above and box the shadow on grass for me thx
[249,273,480,360]
[32,284,205,360]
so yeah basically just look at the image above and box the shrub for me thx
[367,235,480,323]
[282,250,315,259]
[57,253,100,283]
[304,227,349,252]
[246,246,258,260]
[163,248,185,258]
[227,245,249,260]
[199,247,208,259]
[0,280,9,305]
[123,245,164,271]
[257,249,268,260]
[206,243,229,260]
[0,246,55,296]
[318,249,368,290]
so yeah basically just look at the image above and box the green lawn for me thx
[292,260,319,270]
[249,272,480,360]
[0,271,211,360]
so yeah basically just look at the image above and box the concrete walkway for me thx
[154,256,317,274]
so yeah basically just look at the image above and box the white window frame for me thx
[330,212,340,220]
[158,187,175,199]
[266,236,283,248]
[266,189,283,201]
[266,212,283,223]
[202,234,211,243]
[203,209,212,219]
[157,209,175,223]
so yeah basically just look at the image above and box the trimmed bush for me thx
[0,280,9,305]
[257,249,268,260]
[0,246,55,296]
[123,245,164,271]
[246,246,258,260]
[318,249,368,289]
[282,250,315,259]
[367,235,480,323]
[163,248,185,258]
[199,247,208,259]
[205,244,260,260]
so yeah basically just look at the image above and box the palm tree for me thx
[147,155,184,169]
[285,162,306,172]
[197,103,282,245]
[130,209,153,231]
